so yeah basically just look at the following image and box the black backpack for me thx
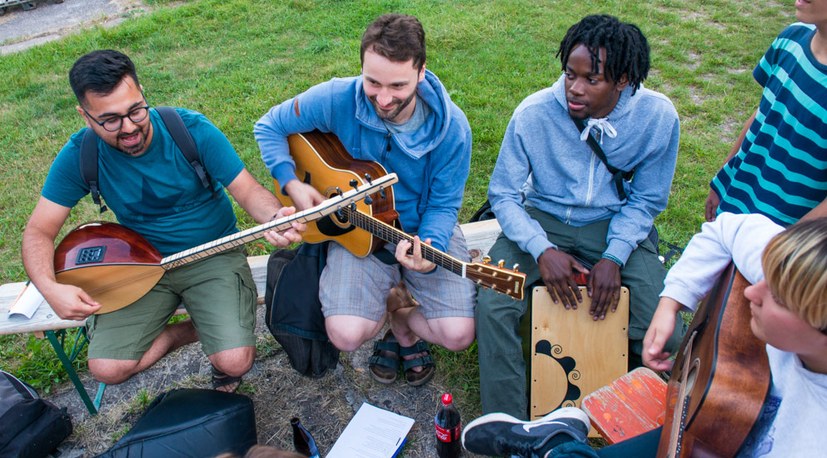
[0,370,73,458]
[264,243,339,378]
[80,106,212,213]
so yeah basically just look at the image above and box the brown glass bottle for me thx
[290,417,320,458]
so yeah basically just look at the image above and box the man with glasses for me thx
[21,50,304,392]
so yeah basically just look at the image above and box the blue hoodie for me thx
[489,74,680,264]
[255,70,471,252]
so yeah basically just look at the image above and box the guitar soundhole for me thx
[76,246,107,265]
[317,215,356,236]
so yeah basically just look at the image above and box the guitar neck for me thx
[346,208,468,277]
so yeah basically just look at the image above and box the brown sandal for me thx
[400,340,436,387]
[368,330,400,384]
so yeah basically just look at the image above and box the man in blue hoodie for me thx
[255,14,474,386]
[476,14,684,418]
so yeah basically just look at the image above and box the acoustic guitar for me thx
[656,263,770,457]
[53,175,397,314]
[275,131,526,300]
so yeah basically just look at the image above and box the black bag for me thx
[0,369,73,458]
[97,388,256,458]
[265,242,339,378]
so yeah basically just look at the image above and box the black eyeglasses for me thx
[83,105,150,132]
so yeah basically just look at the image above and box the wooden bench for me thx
[0,219,503,414]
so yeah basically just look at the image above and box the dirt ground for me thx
[48,306,479,457]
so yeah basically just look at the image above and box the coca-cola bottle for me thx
[435,392,462,457]
[290,417,320,458]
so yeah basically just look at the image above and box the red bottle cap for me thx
[441,393,453,405]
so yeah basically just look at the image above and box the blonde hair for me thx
[762,217,827,331]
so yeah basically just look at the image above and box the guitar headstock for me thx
[467,261,526,300]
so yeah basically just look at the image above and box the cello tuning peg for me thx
[482,255,491,264]
[497,259,505,268]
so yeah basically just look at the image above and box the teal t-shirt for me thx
[43,108,245,256]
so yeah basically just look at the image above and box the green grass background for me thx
[0,0,792,399]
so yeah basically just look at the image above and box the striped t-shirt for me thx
[711,23,827,226]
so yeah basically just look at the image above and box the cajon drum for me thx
[530,286,629,428]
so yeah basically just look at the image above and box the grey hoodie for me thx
[488,74,680,264]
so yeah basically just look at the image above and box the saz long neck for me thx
[159,173,398,270]
[345,207,468,277]
[160,210,311,270]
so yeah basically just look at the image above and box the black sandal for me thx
[400,340,436,387]
[211,365,242,393]
[368,330,400,384]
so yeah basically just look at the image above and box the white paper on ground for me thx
[327,402,415,458]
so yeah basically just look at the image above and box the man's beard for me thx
[114,125,149,156]
[372,91,416,123]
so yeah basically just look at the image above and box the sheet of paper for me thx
[9,282,45,319]
[327,402,415,458]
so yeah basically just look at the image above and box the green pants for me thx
[475,209,685,419]
[87,249,257,360]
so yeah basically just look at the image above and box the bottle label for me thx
[435,422,462,442]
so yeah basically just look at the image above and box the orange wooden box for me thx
[582,367,667,444]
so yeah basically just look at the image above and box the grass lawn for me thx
[0,0,793,408]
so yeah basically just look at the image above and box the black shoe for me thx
[461,407,589,457]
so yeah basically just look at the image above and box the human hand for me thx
[284,180,326,211]
[642,298,682,371]
[263,206,305,247]
[587,259,622,320]
[395,236,436,273]
[704,189,720,222]
[538,248,588,309]
[42,283,101,321]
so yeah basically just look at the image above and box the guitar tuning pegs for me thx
[334,186,343,196]
[364,173,373,183]
[379,187,386,199]
[364,196,373,205]
[349,179,358,189]
[497,259,505,268]
[512,263,520,272]
[482,255,491,264]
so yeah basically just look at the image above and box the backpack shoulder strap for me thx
[572,117,633,201]
[156,106,211,189]
[80,128,107,213]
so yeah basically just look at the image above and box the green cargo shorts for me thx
[86,249,257,360]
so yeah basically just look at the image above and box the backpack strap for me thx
[80,129,107,213]
[155,106,211,189]
[572,117,634,201]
